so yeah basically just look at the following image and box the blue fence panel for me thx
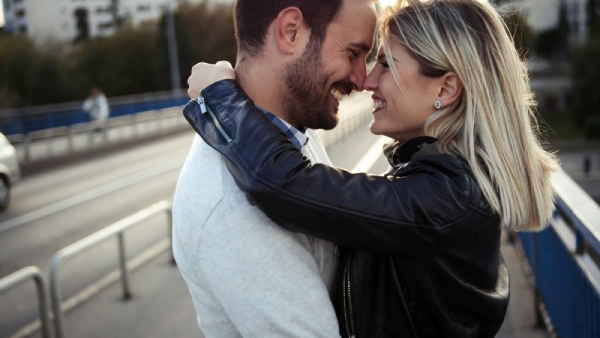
[518,169,600,338]
[0,91,189,136]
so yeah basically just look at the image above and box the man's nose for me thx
[349,62,368,92]
[363,67,378,91]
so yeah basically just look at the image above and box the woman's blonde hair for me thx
[380,0,558,231]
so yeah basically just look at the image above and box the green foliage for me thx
[168,2,237,89]
[0,36,72,107]
[538,111,585,141]
[0,1,236,108]
[70,25,171,97]
[570,29,600,140]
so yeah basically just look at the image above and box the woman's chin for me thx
[369,122,382,136]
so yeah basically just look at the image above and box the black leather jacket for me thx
[184,80,510,338]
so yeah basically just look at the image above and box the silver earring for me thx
[434,100,442,109]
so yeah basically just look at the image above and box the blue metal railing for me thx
[518,169,600,338]
[0,90,189,136]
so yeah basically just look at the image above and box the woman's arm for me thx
[185,79,471,258]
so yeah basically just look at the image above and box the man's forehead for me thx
[330,1,376,35]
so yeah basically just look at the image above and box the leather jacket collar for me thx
[383,136,438,166]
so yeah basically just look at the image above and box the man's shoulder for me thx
[303,129,331,165]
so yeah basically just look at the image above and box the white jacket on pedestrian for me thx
[82,93,110,121]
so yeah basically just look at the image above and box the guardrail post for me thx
[50,254,66,338]
[117,232,132,299]
[68,126,74,153]
[157,110,163,131]
[49,200,172,338]
[167,207,175,265]
[0,266,51,338]
[24,133,31,163]
[102,121,108,144]
[130,114,137,138]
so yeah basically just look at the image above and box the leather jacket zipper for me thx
[342,255,356,338]
[197,95,233,144]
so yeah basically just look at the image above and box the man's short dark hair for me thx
[234,0,343,57]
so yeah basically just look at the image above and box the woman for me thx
[184,0,558,336]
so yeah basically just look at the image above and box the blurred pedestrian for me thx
[82,86,109,132]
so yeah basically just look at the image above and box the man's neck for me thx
[236,63,292,125]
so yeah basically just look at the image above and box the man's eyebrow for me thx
[349,42,372,53]
[377,54,386,61]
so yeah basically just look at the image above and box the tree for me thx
[570,29,600,140]
[587,0,599,33]
[534,1,570,61]
[70,26,170,97]
[0,1,239,108]
[109,0,126,31]
[0,36,72,107]
[159,1,236,89]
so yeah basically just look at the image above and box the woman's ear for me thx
[275,7,309,55]
[436,72,463,107]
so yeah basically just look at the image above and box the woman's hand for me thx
[187,61,235,99]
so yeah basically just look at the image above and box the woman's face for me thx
[364,42,439,142]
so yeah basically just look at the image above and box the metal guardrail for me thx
[0,266,51,338]
[518,169,600,338]
[0,89,188,135]
[7,107,188,165]
[6,91,375,167]
[49,200,173,338]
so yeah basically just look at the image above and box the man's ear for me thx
[275,7,309,55]
[435,72,463,108]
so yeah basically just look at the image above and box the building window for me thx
[18,25,26,34]
[137,4,151,12]
[15,9,26,19]
[98,22,113,30]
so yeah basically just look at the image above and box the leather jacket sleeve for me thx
[184,80,473,258]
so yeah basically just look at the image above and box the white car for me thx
[0,133,20,211]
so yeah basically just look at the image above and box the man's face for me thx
[282,0,377,130]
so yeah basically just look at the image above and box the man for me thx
[82,86,109,132]
[172,0,376,336]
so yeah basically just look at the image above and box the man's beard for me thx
[283,41,339,131]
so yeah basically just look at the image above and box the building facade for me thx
[1,0,211,43]
[495,0,598,44]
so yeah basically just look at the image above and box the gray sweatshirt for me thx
[173,132,340,338]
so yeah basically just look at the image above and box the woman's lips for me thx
[371,94,386,112]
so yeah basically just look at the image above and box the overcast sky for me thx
[0,2,4,27]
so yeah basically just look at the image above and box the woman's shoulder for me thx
[396,151,495,224]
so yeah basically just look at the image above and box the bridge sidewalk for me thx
[20,231,549,338]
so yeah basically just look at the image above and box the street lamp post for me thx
[166,0,181,97]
